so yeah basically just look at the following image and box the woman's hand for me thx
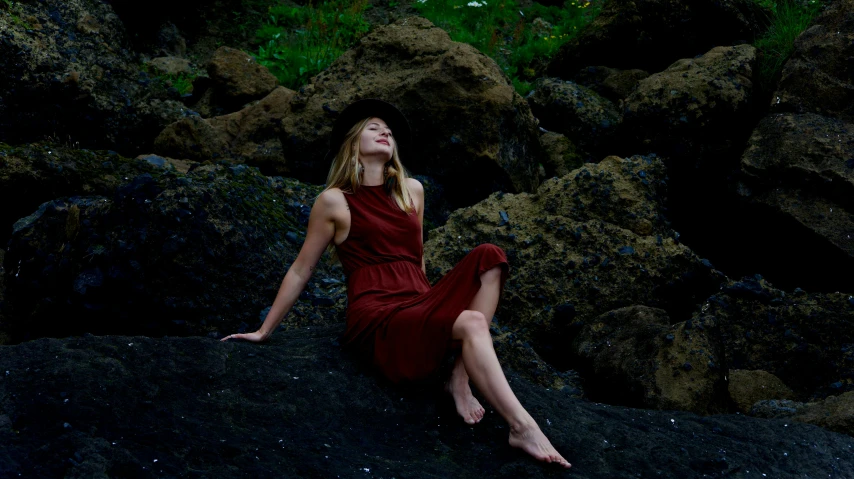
[220,330,268,343]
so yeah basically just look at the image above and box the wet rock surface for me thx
[1,326,853,478]
[572,306,728,415]
[527,78,621,163]
[424,155,722,367]
[3,163,345,341]
[621,45,758,164]
[695,276,854,401]
[0,0,188,154]
[547,0,768,76]
[278,17,543,208]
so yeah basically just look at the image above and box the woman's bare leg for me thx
[452,310,571,468]
[448,267,502,424]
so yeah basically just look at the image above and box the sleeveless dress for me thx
[336,184,508,382]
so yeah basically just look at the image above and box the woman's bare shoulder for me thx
[405,178,423,195]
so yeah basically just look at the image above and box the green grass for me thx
[414,0,601,95]
[754,0,824,91]
[254,0,371,89]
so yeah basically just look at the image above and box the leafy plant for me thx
[413,0,601,94]
[754,0,823,91]
[254,0,371,89]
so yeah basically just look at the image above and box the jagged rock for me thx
[728,370,795,414]
[155,86,295,168]
[695,275,854,401]
[146,56,193,76]
[0,0,187,153]
[2,164,345,341]
[1,327,853,478]
[752,392,854,438]
[279,17,543,207]
[621,45,758,163]
[739,113,854,262]
[572,306,727,414]
[527,78,621,162]
[0,144,169,245]
[573,66,650,103]
[539,132,583,179]
[424,155,722,367]
[205,46,279,107]
[547,0,769,76]
[772,1,854,122]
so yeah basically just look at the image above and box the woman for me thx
[222,99,571,468]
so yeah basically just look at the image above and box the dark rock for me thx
[572,306,728,414]
[0,327,852,478]
[728,369,795,414]
[538,131,584,179]
[527,78,621,163]
[3,164,345,341]
[573,65,650,103]
[621,45,758,165]
[278,17,544,208]
[424,155,722,368]
[547,0,769,77]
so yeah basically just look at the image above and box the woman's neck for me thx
[360,156,387,186]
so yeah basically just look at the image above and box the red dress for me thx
[336,184,508,382]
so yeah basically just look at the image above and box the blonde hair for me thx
[324,116,415,214]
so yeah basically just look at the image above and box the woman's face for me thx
[358,117,394,160]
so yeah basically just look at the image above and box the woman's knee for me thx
[480,265,502,284]
[453,310,489,339]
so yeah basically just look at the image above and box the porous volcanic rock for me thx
[0,0,188,153]
[527,78,621,163]
[424,155,723,367]
[752,392,854,438]
[539,131,584,179]
[572,305,728,414]
[1,326,853,478]
[207,46,278,103]
[547,0,769,77]
[728,369,796,414]
[0,144,168,245]
[2,164,344,341]
[771,0,854,122]
[154,86,295,167]
[279,17,544,207]
[146,56,193,76]
[694,275,854,401]
[573,66,650,103]
[621,45,758,163]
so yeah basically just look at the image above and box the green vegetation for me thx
[140,63,197,96]
[1,0,33,29]
[254,0,371,89]
[413,0,601,95]
[754,0,823,91]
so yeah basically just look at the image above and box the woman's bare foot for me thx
[445,379,485,425]
[508,420,571,468]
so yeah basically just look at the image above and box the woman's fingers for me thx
[220,333,247,342]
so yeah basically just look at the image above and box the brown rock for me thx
[622,45,757,161]
[574,66,650,102]
[279,17,543,207]
[155,86,295,167]
[728,369,795,413]
[76,13,100,34]
[539,131,583,178]
[772,1,854,123]
[572,305,727,414]
[548,0,769,76]
[207,46,278,103]
[424,155,721,365]
[148,56,193,76]
[791,392,854,436]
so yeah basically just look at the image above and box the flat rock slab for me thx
[1,326,852,478]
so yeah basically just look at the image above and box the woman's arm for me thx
[407,178,426,275]
[221,189,348,342]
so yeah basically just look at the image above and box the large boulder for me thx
[572,305,728,414]
[0,0,188,154]
[539,131,584,179]
[204,46,279,108]
[739,113,854,265]
[279,17,544,208]
[573,65,650,103]
[696,275,854,401]
[424,155,722,367]
[154,86,296,167]
[526,78,621,163]
[547,0,769,77]
[752,392,854,438]
[1,326,853,478]
[621,45,758,164]
[0,144,169,245]
[728,369,796,414]
[2,163,345,341]
[772,0,854,123]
